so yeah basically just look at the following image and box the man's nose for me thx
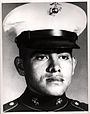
[46,57,61,73]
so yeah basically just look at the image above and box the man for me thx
[3,2,88,112]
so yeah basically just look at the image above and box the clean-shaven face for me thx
[23,49,76,96]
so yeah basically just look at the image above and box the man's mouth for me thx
[46,76,64,83]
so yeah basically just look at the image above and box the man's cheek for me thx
[64,77,72,86]
[61,64,73,73]
[34,65,47,74]
[33,61,48,69]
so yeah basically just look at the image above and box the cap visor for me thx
[23,40,80,49]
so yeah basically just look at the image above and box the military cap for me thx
[3,2,87,49]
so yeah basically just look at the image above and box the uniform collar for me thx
[19,87,68,111]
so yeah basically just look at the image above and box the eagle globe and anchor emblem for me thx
[49,2,62,16]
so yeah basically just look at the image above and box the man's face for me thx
[22,49,76,96]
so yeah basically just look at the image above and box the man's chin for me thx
[46,91,65,96]
[42,86,66,96]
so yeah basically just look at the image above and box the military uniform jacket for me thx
[3,88,88,112]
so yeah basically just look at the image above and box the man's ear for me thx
[72,57,77,75]
[14,56,25,76]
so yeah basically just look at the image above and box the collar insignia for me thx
[56,98,62,105]
[32,98,39,106]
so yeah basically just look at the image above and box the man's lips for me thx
[46,76,64,82]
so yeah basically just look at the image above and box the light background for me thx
[2,2,88,104]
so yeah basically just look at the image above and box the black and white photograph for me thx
[1,1,89,112]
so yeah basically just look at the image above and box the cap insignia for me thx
[49,2,62,16]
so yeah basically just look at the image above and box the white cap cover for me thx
[3,2,87,36]
[3,2,87,49]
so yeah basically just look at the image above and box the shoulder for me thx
[3,99,19,112]
[3,97,37,112]
[68,98,88,111]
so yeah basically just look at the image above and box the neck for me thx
[21,87,66,102]
[27,86,65,97]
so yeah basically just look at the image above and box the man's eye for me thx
[35,55,48,60]
[58,55,69,60]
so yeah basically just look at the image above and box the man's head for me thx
[3,2,87,96]
[14,48,77,96]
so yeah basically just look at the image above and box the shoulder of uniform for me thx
[70,99,88,111]
[3,99,19,112]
